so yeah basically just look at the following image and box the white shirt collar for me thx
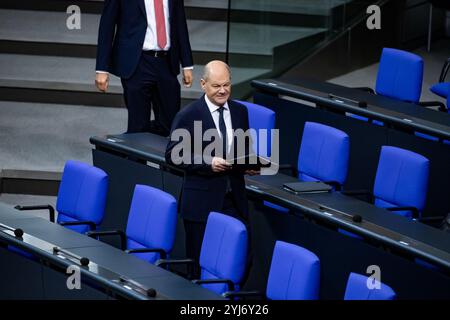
[204,95,229,114]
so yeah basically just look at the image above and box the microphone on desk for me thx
[146,288,157,298]
[358,101,367,108]
[80,257,90,267]
[14,228,24,238]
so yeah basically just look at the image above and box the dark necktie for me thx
[217,107,227,158]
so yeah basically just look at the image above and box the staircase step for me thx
[0,54,270,105]
[187,0,350,15]
[0,100,125,173]
[0,9,324,62]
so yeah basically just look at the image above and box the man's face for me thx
[201,69,231,106]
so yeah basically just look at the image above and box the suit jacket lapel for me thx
[139,0,147,18]
[198,96,216,133]
[228,100,241,156]
[169,0,174,16]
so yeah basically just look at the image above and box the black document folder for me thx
[282,181,332,194]
[230,154,271,171]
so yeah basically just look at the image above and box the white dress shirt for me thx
[143,0,170,51]
[205,95,233,153]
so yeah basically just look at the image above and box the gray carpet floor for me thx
[0,102,126,172]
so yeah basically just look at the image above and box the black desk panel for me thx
[246,174,450,269]
[90,133,450,299]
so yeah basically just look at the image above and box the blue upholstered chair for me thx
[375,48,423,103]
[157,212,248,295]
[373,146,429,219]
[296,122,350,186]
[414,72,450,144]
[266,122,349,212]
[343,146,429,220]
[224,241,320,300]
[15,160,108,234]
[87,184,177,264]
[234,100,275,157]
[340,146,429,239]
[344,272,396,300]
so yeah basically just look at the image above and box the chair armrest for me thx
[353,87,375,94]
[14,204,55,222]
[155,258,196,268]
[418,101,448,113]
[192,278,235,292]
[86,230,126,250]
[415,215,445,227]
[278,164,297,177]
[341,190,373,202]
[222,290,265,300]
[386,206,420,219]
[59,220,97,231]
[125,247,167,259]
[438,58,450,82]
[155,258,197,279]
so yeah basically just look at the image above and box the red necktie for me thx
[154,0,167,50]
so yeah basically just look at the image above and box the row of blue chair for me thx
[14,159,396,299]
[257,120,430,220]
[224,240,396,300]
[239,100,431,221]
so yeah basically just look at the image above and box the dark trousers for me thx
[183,193,252,282]
[121,52,180,135]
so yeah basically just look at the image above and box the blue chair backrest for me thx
[126,184,177,264]
[373,146,429,218]
[344,272,396,300]
[375,48,423,103]
[56,160,108,234]
[234,100,275,157]
[199,212,248,295]
[266,241,320,300]
[298,122,350,186]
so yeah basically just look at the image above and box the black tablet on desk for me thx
[283,181,332,194]
[229,154,271,171]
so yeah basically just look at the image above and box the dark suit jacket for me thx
[165,97,251,222]
[96,0,193,79]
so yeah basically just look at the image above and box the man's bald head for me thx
[200,60,232,107]
[202,60,231,82]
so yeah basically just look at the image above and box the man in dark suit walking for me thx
[166,60,257,266]
[95,0,193,136]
